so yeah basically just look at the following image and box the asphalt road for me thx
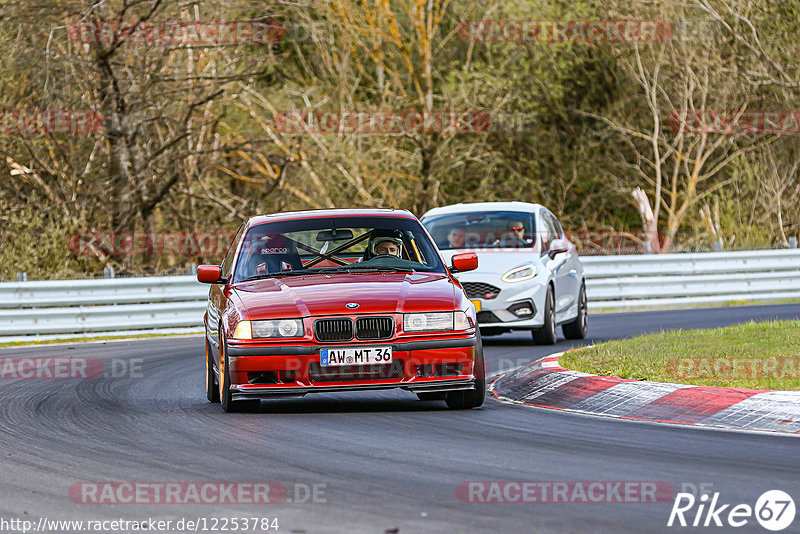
[1,304,799,534]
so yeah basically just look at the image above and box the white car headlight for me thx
[251,319,304,339]
[501,264,536,283]
[404,312,454,332]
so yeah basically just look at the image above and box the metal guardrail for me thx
[0,276,207,342]
[0,249,798,342]
[581,249,800,309]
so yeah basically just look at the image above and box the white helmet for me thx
[369,236,403,256]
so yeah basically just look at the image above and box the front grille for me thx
[355,316,394,340]
[314,318,353,342]
[462,282,501,300]
[476,311,502,324]
[308,359,405,383]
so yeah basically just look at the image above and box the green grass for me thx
[560,320,800,390]
[0,331,203,348]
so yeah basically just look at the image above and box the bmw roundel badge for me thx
[346,302,359,309]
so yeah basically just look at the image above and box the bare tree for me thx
[583,5,778,251]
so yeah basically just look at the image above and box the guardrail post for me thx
[103,267,115,279]
[790,237,798,249]
[186,263,197,275]
[15,272,27,282]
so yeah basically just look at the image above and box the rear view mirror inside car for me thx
[316,229,355,242]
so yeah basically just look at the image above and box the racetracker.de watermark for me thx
[67,20,285,45]
[0,357,142,379]
[565,230,664,255]
[667,357,800,380]
[457,481,673,503]
[1,516,279,534]
[433,230,663,254]
[456,20,673,43]
[272,111,493,135]
[668,110,800,135]
[70,482,327,505]
[0,111,103,135]
[67,232,236,256]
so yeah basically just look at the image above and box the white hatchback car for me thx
[421,202,587,344]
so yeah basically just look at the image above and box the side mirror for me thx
[547,238,570,260]
[197,265,225,284]
[451,252,478,273]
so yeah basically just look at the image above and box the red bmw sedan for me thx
[198,209,484,412]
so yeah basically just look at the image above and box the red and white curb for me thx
[489,350,800,434]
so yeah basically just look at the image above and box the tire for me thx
[446,333,486,409]
[219,336,261,413]
[416,392,447,401]
[562,282,588,340]
[205,335,220,403]
[532,286,557,345]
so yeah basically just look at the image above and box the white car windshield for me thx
[423,211,536,250]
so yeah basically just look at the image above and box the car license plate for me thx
[320,346,393,366]
[471,299,482,312]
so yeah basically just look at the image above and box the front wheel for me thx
[562,283,588,340]
[220,337,260,413]
[446,334,485,409]
[532,286,557,345]
[205,335,220,403]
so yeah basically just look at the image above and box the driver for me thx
[365,229,404,260]
[371,237,402,257]
[496,220,526,246]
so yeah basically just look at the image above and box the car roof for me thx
[420,201,544,219]
[247,208,416,227]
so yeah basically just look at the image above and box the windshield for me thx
[231,215,445,283]
[422,211,536,250]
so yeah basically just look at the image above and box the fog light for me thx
[507,300,535,319]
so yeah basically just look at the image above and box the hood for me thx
[438,249,538,275]
[233,271,456,318]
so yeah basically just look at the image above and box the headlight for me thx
[404,312,471,332]
[501,264,536,283]
[251,319,304,339]
[404,312,453,332]
[454,311,471,330]
[233,320,252,340]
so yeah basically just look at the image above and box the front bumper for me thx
[226,336,479,400]
[463,275,549,329]
[230,379,475,401]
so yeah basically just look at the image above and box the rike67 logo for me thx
[668,490,795,531]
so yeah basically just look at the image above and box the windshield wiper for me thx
[242,265,414,281]
[316,265,412,274]
[240,269,314,282]
[344,265,413,273]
